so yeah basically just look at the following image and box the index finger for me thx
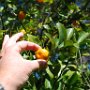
[15,41,41,53]
[2,35,9,49]
[9,32,24,43]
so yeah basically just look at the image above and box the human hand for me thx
[0,33,47,90]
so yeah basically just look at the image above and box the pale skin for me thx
[0,33,47,90]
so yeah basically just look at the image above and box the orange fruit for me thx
[18,11,26,20]
[36,0,44,3]
[35,48,49,60]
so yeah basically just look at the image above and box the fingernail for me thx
[40,60,47,69]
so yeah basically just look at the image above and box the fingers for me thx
[2,33,24,47]
[15,41,41,52]
[9,32,24,43]
[25,60,47,73]
[2,35,9,48]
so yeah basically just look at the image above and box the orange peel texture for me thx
[35,48,49,60]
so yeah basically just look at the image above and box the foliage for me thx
[0,0,90,90]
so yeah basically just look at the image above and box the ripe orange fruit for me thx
[36,0,44,3]
[35,48,49,60]
[18,11,26,20]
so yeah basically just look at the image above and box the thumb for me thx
[25,60,47,73]
[2,35,9,48]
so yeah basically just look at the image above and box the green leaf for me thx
[67,72,81,85]
[68,3,79,11]
[73,87,84,90]
[77,31,90,44]
[70,46,78,55]
[45,79,52,89]
[68,64,77,71]
[64,70,74,77]
[27,34,41,45]
[57,81,62,90]
[64,40,73,47]
[61,70,75,84]
[0,30,7,49]
[32,83,37,90]
[43,24,50,30]
[46,67,54,79]
[73,43,79,49]
[45,32,58,49]
[45,32,54,46]
[44,0,54,4]
[0,30,7,40]
[56,22,67,43]
[54,38,60,48]
[66,28,74,40]
[58,42,64,49]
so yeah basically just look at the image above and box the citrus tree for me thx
[0,0,90,90]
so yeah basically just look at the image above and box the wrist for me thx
[0,84,4,90]
[0,74,17,90]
